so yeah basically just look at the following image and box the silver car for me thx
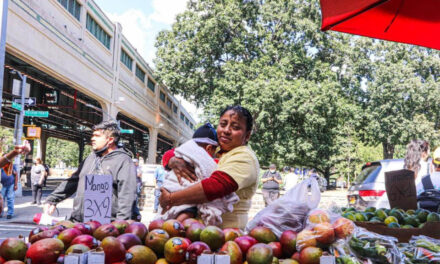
[347,159,404,210]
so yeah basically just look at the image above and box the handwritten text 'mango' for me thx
[85,175,110,193]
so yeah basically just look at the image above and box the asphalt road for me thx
[0,222,35,240]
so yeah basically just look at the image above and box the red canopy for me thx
[320,0,440,50]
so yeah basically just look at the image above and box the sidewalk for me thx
[0,189,156,225]
[0,190,73,224]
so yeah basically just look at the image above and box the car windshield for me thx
[354,164,382,184]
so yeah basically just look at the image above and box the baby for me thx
[157,123,239,225]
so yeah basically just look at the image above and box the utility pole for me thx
[13,72,26,196]
[0,0,9,122]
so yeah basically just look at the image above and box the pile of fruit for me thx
[341,207,440,228]
[2,207,440,263]
[0,209,356,264]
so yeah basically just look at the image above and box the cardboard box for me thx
[385,169,417,210]
[355,221,440,242]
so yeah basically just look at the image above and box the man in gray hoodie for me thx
[44,121,137,222]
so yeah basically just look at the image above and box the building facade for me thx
[2,0,196,163]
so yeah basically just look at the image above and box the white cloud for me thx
[106,0,189,65]
[149,0,189,25]
[106,9,151,62]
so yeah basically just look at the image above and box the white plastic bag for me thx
[245,177,321,238]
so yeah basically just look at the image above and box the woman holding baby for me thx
[159,105,259,229]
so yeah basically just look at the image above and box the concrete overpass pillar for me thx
[24,140,34,188]
[148,128,158,164]
[100,102,118,122]
[78,138,85,164]
[40,131,48,163]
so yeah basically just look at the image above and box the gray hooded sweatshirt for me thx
[46,148,137,222]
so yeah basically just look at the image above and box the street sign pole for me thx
[16,75,26,146]
[0,0,9,122]
[14,74,26,197]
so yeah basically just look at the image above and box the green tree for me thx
[0,126,14,153]
[359,42,440,159]
[154,0,363,180]
[46,137,80,168]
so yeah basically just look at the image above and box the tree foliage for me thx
[46,137,80,168]
[155,0,361,179]
[359,42,440,158]
[155,0,440,180]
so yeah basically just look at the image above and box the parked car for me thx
[317,176,327,192]
[347,159,404,210]
[327,178,337,190]
[307,175,327,192]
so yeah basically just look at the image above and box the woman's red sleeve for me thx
[201,171,239,201]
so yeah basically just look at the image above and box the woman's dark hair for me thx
[404,139,430,173]
[220,105,253,132]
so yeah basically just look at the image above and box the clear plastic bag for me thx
[245,177,321,238]
[296,208,356,251]
[330,239,364,264]
[405,235,440,263]
[348,227,403,264]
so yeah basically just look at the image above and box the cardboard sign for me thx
[385,169,417,210]
[83,174,112,224]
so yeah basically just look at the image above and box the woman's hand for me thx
[159,187,172,213]
[14,140,31,154]
[169,157,197,184]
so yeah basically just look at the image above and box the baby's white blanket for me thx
[157,139,239,225]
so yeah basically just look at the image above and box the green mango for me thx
[417,210,430,223]
[355,213,366,222]
[365,207,376,213]
[363,212,375,220]
[343,212,356,221]
[390,210,405,224]
[406,209,415,215]
[427,212,440,222]
[375,209,388,221]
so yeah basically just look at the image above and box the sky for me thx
[94,0,202,122]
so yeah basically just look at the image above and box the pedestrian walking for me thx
[1,163,18,219]
[31,158,46,205]
[0,141,30,218]
[284,167,298,191]
[261,164,282,206]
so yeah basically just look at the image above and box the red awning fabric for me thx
[320,0,440,50]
